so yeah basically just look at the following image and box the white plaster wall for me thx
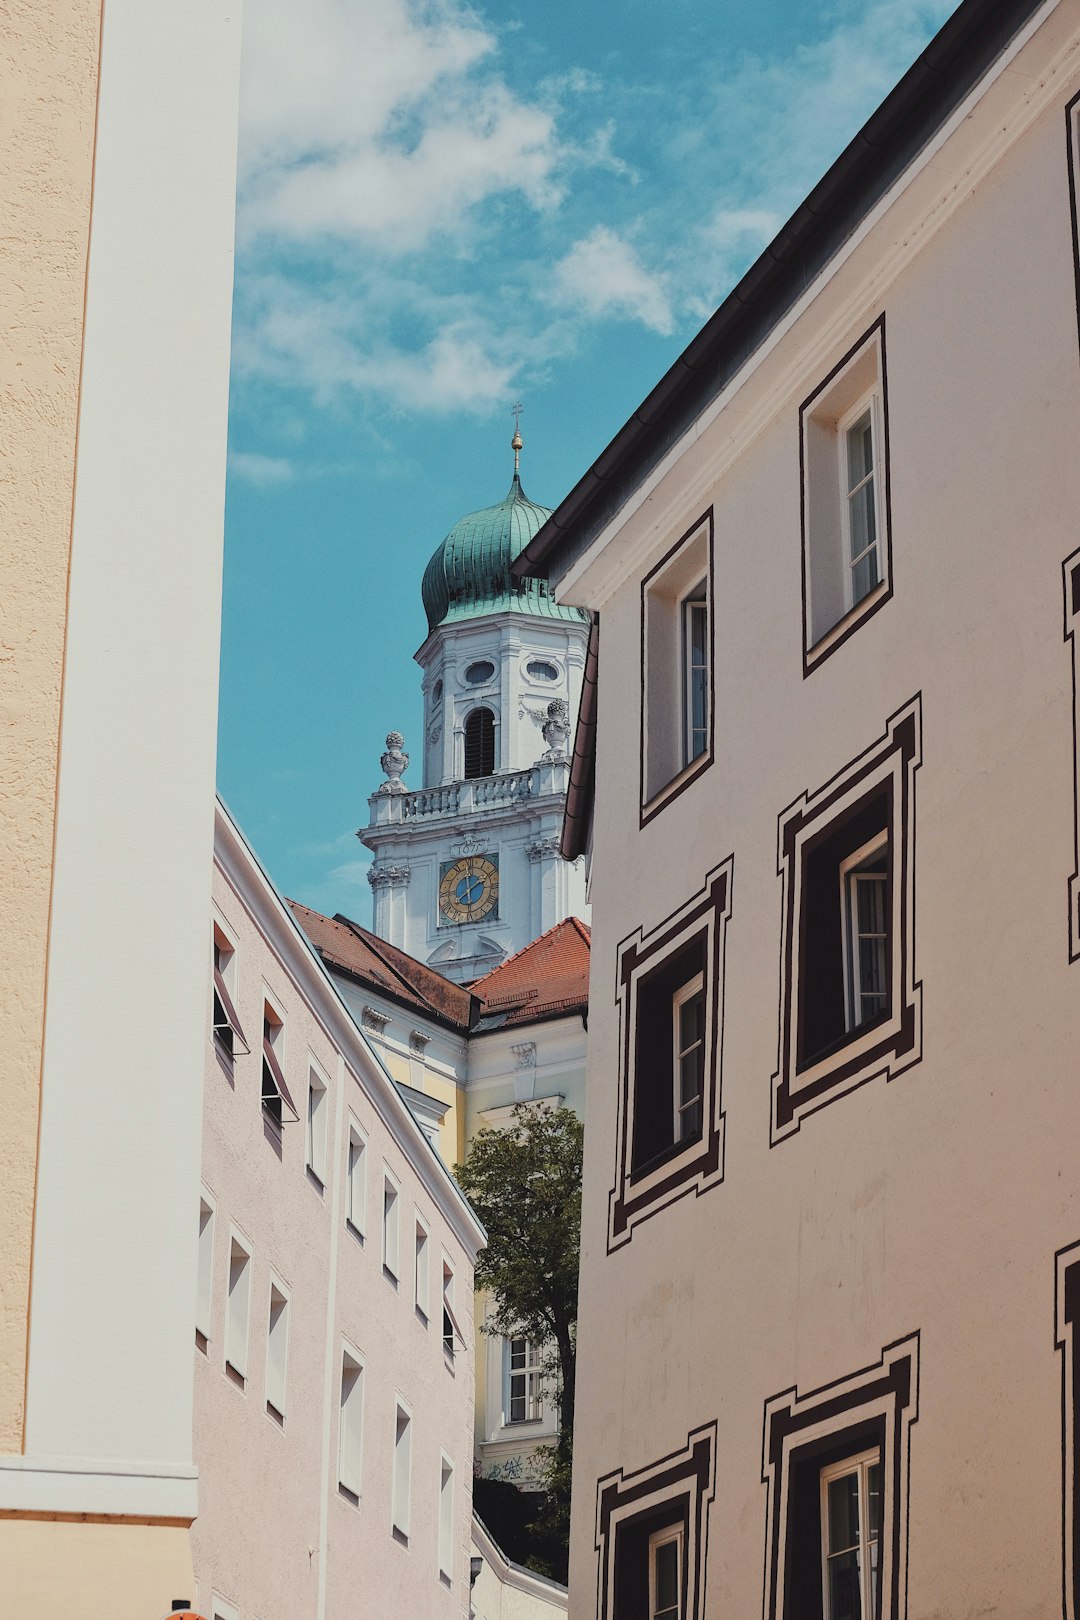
[563,20,1080,1617]
[195,812,483,1619]
[14,0,240,1515]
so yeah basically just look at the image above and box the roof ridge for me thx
[471,915,589,989]
[332,911,464,1020]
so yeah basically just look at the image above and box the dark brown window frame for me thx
[1057,1242,1080,1620]
[1061,546,1080,961]
[639,509,715,828]
[595,1423,717,1620]
[609,862,732,1252]
[772,697,921,1143]
[761,1335,919,1620]
[800,316,894,678]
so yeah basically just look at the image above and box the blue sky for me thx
[218,0,953,922]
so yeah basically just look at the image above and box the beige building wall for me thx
[539,6,1080,1616]
[0,0,241,1611]
[0,0,102,1458]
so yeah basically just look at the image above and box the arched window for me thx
[464,707,496,779]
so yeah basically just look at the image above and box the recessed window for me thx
[774,699,921,1141]
[464,659,496,686]
[265,1279,289,1425]
[261,998,298,1129]
[338,1347,364,1501]
[801,318,892,673]
[432,677,443,705]
[346,1119,367,1238]
[526,658,559,682]
[641,511,713,821]
[195,1195,215,1352]
[392,1402,412,1542]
[415,1219,430,1322]
[463,707,496,778]
[439,1454,454,1585]
[224,1231,251,1387]
[383,1173,400,1281]
[649,1525,683,1620]
[820,1451,881,1620]
[211,1597,238,1620]
[442,1260,462,1360]
[212,923,247,1061]
[306,1065,328,1185]
[506,1335,542,1423]
[632,939,707,1179]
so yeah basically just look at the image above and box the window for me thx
[464,659,495,686]
[640,510,713,821]
[262,1278,289,1425]
[597,1423,716,1620]
[392,1401,412,1542]
[649,1525,683,1620]
[346,1120,367,1237]
[338,1346,364,1501]
[820,1451,881,1620]
[526,658,559,681]
[432,677,443,705]
[464,707,496,778]
[439,1454,454,1585]
[415,1219,429,1321]
[195,1195,215,1352]
[800,318,892,673]
[261,998,298,1129]
[224,1231,251,1386]
[610,863,731,1252]
[211,1596,238,1620]
[306,1065,328,1185]
[632,938,707,1179]
[212,922,247,1060]
[442,1261,463,1360]
[506,1335,542,1424]
[773,699,921,1141]
[383,1173,400,1280]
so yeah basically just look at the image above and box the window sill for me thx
[225,1361,246,1391]
[628,1129,704,1188]
[416,1306,429,1328]
[392,1526,409,1548]
[804,579,889,674]
[641,749,712,829]
[195,1328,208,1355]
[266,1401,285,1428]
[338,1482,360,1508]
[306,1166,326,1196]
[383,1264,399,1288]
[439,1571,452,1590]
[346,1218,365,1246]
[796,1007,890,1076]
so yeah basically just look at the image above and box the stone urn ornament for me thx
[540,699,570,761]
[377,730,409,794]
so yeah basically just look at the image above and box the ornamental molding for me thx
[511,1042,536,1071]
[409,1030,431,1055]
[427,724,442,745]
[450,834,487,857]
[361,1006,390,1033]
[526,837,562,863]
[367,863,411,889]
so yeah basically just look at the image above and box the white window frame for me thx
[836,390,884,616]
[338,1343,365,1500]
[819,1448,881,1620]
[505,1334,543,1425]
[392,1398,412,1542]
[224,1227,252,1387]
[442,1259,464,1360]
[838,833,889,1035]
[261,988,296,1128]
[212,915,246,1059]
[438,1451,455,1585]
[383,1169,400,1281]
[680,585,709,772]
[306,1061,329,1185]
[414,1216,430,1322]
[346,1116,367,1238]
[264,1274,290,1425]
[671,971,706,1144]
[196,1191,215,1350]
[648,1523,683,1620]
[211,1595,239,1620]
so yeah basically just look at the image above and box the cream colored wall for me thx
[563,16,1080,1617]
[471,1516,568,1620]
[0,0,102,1456]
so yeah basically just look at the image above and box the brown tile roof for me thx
[470,916,591,1029]
[287,901,475,1032]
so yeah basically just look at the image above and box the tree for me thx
[455,1104,583,1578]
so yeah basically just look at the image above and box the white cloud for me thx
[552,227,673,335]
[228,449,295,485]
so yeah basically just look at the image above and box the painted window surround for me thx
[640,510,715,826]
[595,1423,717,1620]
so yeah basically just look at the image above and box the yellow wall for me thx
[0,1519,196,1617]
[0,0,103,1452]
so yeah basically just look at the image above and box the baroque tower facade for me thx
[361,440,590,982]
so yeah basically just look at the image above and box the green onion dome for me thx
[420,472,590,636]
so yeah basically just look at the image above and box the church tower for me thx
[360,433,591,983]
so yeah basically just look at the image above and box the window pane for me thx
[867,1464,882,1537]
[679,990,705,1054]
[827,1548,863,1620]
[654,1538,679,1610]
[846,412,874,489]
[827,1472,861,1554]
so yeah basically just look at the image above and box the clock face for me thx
[439,854,499,926]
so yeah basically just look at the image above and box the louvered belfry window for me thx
[464,707,496,779]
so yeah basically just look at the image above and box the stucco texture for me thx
[0,0,102,1451]
[0,1519,194,1616]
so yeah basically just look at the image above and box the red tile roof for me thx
[470,916,591,1029]
[288,902,590,1035]
[288,901,475,1031]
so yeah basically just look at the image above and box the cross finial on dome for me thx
[511,400,524,474]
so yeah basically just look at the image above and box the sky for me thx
[218,0,955,923]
